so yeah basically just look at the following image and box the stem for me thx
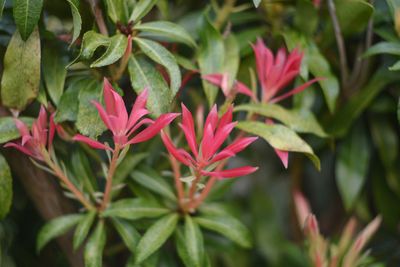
[169,155,185,210]
[100,145,121,211]
[188,168,202,202]
[111,36,132,82]
[327,0,349,86]
[86,0,109,36]
[189,177,217,210]
[214,0,236,30]
[47,159,94,211]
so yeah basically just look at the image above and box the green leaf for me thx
[184,216,204,267]
[235,104,327,137]
[129,0,157,22]
[130,168,176,201]
[54,79,82,123]
[135,213,179,264]
[336,124,370,211]
[102,198,169,220]
[66,0,82,45]
[0,153,12,220]
[13,0,43,40]
[221,34,240,89]
[84,221,106,267]
[42,44,67,105]
[326,69,398,137]
[0,0,5,18]
[37,214,82,252]
[71,150,98,194]
[104,0,124,23]
[73,211,96,250]
[128,55,171,116]
[76,79,107,138]
[175,228,192,267]
[0,117,34,144]
[195,214,252,248]
[236,121,320,170]
[363,42,400,57]
[307,42,339,113]
[134,37,181,96]
[389,60,400,71]
[135,21,196,47]
[111,218,140,252]
[69,31,109,66]
[91,34,128,68]
[1,28,40,111]
[198,15,224,107]
[114,152,147,185]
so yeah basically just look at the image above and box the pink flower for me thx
[4,106,56,161]
[161,104,258,179]
[73,78,179,150]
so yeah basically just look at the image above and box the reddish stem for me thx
[100,145,121,210]
[169,155,186,210]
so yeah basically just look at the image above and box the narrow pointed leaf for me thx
[0,153,12,220]
[194,215,252,248]
[37,214,82,252]
[236,121,320,170]
[84,221,106,267]
[135,21,196,47]
[198,15,224,106]
[66,0,81,45]
[134,37,181,95]
[135,213,179,264]
[129,0,157,22]
[13,0,43,40]
[184,216,204,267]
[73,211,97,250]
[1,28,40,111]
[235,103,327,137]
[111,218,140,252]
[104,0,124,23]
[131,168,176,201]
[102,198,169,220]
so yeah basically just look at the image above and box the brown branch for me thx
[86,0,109,36]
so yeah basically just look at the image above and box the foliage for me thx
[0,0,399,267]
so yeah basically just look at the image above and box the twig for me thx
[86,0,109,36]
[100,144,121,210]
[327,0,349,87]
[169,155,186,211]
[214,0,236,30]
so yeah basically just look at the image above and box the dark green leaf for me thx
[195,214,252,248]
[54,79,82,123]
[398,97,400,125]
[84,221,106,267]
[42,44,67,105]
[102,198,169,220]
[326,69,398,137]
[69,31,109,66]
[0,117,34,144]
[128,55,171,115]
[73,211,96,250]
[134,37,181,96]
[363,42,400,58]
[104,0,124,23]
[0,153,12,219]
[389,60,400,71]
[131,168,176,201]
[66,0,82,45]
[135,21,196,47]
[37,214,82,252]
[236,121,320,170]
[1,28,40,111]
[129,0,157,22]
[336,124,370,210]
[71,149,98,194]
[235,104,327,137]
[198,15,224,106]
[111,218,140,252]
[135,213,179,264]
[184,216,204,267]
[91,34,128,68]
[76,79,107,138]
[114,152,147,185]
[0,0,5,17]
[13,0,43,40]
